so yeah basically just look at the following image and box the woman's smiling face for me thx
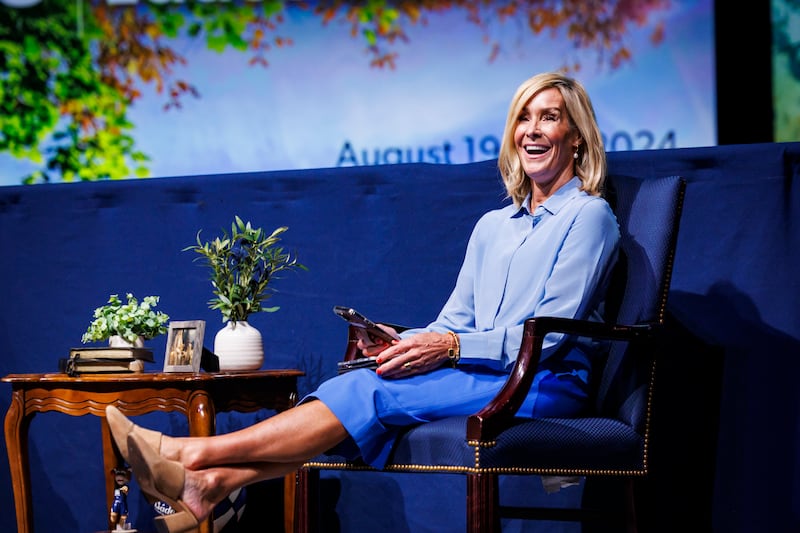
[514,87,580,191]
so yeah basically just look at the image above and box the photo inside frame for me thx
[164,321,205,372]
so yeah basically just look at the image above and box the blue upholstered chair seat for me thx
[308,415,644,474]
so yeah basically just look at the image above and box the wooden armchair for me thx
[295,174,686,532]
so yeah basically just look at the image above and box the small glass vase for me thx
[213,321,264,372]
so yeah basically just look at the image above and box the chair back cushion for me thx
[595,174,685,427]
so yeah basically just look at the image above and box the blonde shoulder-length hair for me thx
[497,72,607,207]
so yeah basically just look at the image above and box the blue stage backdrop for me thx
[0,142,798,532]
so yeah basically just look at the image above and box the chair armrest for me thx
[466,316,658,442]
[343,323,410,361]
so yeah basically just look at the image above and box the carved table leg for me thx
[188,390,215,437]
[5,389,33,533]
[188,390,215,533]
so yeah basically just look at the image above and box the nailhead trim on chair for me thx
[301,460,649,477]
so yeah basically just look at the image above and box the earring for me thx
[573,148,579,160]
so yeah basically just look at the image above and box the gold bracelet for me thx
[446,331,460,367]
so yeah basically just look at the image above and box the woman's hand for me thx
[374,331,453,378]
[354,324,400,357]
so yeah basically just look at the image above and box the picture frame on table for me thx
[163,320,205,373]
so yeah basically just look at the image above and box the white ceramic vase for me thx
[213,321,264,371]
[109,335,144,348]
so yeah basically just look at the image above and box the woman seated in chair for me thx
[106,71,620,533]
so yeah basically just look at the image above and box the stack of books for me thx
[61,347,155,376]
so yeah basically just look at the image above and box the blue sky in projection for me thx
[0,0,713,185]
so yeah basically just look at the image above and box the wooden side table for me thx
[2,370,303,533]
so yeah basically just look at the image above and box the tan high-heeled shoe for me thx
[127,431,200,533]
[105,405,163,463]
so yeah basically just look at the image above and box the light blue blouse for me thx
[402,176,620,370]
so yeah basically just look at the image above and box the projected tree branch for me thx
[0,0,670,184]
